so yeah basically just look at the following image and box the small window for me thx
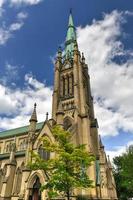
[5,143,11,153]
[19,139,28,151]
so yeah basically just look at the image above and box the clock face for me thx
[65,63,70,69]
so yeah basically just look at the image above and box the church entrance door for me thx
[29,176,41,200]
[32,188,40,200]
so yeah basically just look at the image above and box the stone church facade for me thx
[0,12,117,200]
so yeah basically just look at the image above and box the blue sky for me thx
[0,0,133,160]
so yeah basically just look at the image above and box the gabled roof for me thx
[0,122,44,139]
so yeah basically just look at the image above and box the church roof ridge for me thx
[0,121,44,139]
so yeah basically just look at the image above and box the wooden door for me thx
[32,188,39,200]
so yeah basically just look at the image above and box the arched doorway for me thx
[29,176,41,200]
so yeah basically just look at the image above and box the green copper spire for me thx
[65,10,76,58]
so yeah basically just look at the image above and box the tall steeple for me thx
[65,10,76,58]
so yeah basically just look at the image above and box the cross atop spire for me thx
[65,10,77,58]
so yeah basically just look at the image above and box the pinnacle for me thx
[99,135,104,148]
[29,103,38,122]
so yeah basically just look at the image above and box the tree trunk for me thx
[66,189,70,200]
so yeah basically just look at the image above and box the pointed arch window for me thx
[38,145,50,161]
[19,139,28,151]
[63,117,73,131]
[5,143,11,153]
[13,163,24,196]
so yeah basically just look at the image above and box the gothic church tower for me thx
[0,11,117,200]
[52,11,117,199]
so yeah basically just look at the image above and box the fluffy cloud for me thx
[107,140,133,161]
[0,11,28,45]
[0,0,43,7]
[17,12,28,20]
[10,0,43,5]
[0,0,4,7]
[77,10,133,136]
[0,0,41,45]
[0,63,22,85]
[0,73,52,130]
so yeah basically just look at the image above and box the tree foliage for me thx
[29,125,95,200]
[113,145,133,200]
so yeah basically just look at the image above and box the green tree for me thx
[113,145,133,200]
[29,125,95,200]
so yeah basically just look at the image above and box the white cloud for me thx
[0,0,4,7]
[17,12,28,20]
[0,28,11,45]
[0,0,43,7]
[10,0,43,6]
[9,22,24,31]
[107,140,133,161]
[0,73,52,130]
[0,11,27,45]
[77,10,133,136]
[0,63,21,85]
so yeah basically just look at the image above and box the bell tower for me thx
[52,11,118,199]
[52,11,99,153]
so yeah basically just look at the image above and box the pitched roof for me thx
[0,122,44,139]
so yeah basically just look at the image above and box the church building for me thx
[0,12,117,200]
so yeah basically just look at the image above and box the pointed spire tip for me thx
[29,103,37,122]
[34,102,37,108]
[46,112,49,120]
[70,8,72,14]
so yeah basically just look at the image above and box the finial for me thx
[57,46,62,59]
[34,102,37,108]
[99,135,104,148]
[58,46,62,53]
[29,103,37,122]
[82,52,85,62]
[70,8,72,14]
[46,112,49,120]
[107,155,112,168]
[107,155,110,161]
[14,136,16,145]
